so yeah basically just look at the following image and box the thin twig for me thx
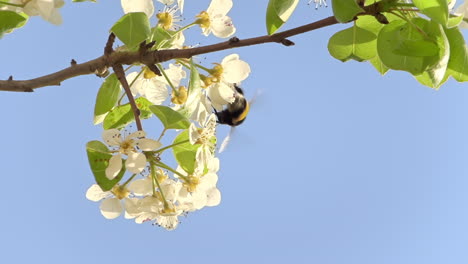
[0,16,339,92]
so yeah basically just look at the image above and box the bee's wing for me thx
[218,127,236,153]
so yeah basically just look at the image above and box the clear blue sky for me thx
[1,1,468,263]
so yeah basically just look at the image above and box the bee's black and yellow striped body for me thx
[215,85,250,126]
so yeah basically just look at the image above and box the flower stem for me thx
[158,64,178,95]
[157,128,167,142]
[155,160,189,182]
[150,161,168,206]
[154,139,190,154]
[122,174,137,187]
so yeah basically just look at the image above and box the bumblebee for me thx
[214,84,250,126]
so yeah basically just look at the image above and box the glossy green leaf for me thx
[415,71,449,89]
[179,59,202,119]
[94,74,121,125]
[328,24,376,62]
[172,130,199,174]
[149,105,191,130]
[150,26,179,49]
[370,56,389,75]
[103,97,152,129]
[393,40,439,57]
[331,0,364,23]
[86,141,125,191]
[419,20,449,87]
[266,0,299,34]
[0,11,28,38]
[377,19,444,76]
[445,27,468,82]
[110,12,150,49]
[447,14,464,28]
[413,0,448,25]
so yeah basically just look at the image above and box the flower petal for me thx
[142,80,169,105]
[205,188,221,207]
[85,184,111,202]
[207,0,233,16]
[126,152,146,174]
[128,130,146,139]
[210,15,236,38]
[189,123,200,145]
[106,154,123,180]
[124,197,140,219]
[207,83,235,110]
[156,215,179,230]
[99,198,123,219]
[136,138,162,151]
[102,129,121,146]
[121,0,154,17]
[222,56,251,83]
[128,177,153,196]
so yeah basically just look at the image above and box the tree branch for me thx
[0,16,338,92]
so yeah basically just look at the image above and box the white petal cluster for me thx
[127,64,186,105]
[196,0,236,38]
[86,184,139,220]
[87,164,221,230]
[207,54,251,110]
[189,114,217,169]
[2,0,64,25]
[102,129,162,179]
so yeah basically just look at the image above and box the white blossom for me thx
[102,129,161,179]
[207,54,251,110]
[196,0,236,38]
[22,0,64,25]
[86,184,140,219]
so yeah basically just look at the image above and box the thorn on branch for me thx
[104,33,116,56]
[71,59,77,66]
[280,39,295,46]
[146,64,162,76]
[229,37,240,44]
[8,76,13,81]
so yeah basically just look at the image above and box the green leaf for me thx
[413,0,448,26]
[94,74,121,125]
[178,59,202,119]
[172,130,199,174]
[86,141,125,191]
[149,105,191,130]
[370,55,389,75]
[266,0,299,34]
[328,23,377,62]
[447,14,464,28]
[377,18,443,76]
[445,27,468,82]
[150,26,178,49]
[0,11,28,38]
[419,20,450,87]
[102,97,152,129]
[415,71,449,89]
[331,0,364,23]
[135,97,153,119]
[393,40,440,57]
[110,12,150,49]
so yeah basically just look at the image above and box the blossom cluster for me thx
[84,0,251,230]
